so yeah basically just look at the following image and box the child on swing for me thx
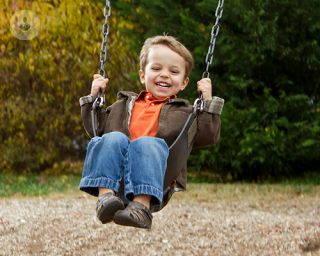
[79,35,224,229]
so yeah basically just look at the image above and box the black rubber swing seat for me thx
[117,111,198,208]
[163,112,197,189]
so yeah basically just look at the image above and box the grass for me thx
[173,183,320,205]
[0,173,81,198]
[187,172,320,186]
[181,173,320,204]
[1,172,320,204]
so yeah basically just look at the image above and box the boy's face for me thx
[139,45,189,100]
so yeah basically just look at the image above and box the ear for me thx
[180,77,189,91]
[139,70,145,84]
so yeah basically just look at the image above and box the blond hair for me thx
[140,35,194,79]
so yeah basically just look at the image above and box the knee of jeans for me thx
[131,137,169,158]
[101,132,129,147]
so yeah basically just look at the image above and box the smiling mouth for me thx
[156,82,170,88]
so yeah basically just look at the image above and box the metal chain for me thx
[198,0,224,102]
[99,0,111,79]
[92,0,111,111]
[202,0,224,79]
[91,0,111,137]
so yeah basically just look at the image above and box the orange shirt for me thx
[129,91,176,141]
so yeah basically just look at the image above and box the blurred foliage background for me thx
[0,0,319,181]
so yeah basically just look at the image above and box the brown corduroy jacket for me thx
[79,91,224,212]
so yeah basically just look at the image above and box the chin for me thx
[154,95,167,100]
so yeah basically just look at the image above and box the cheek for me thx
[146,74,154,81]
[174,77,184,86]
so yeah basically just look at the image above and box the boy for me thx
[79,35,224,229]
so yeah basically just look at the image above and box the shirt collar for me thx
[136,91,177,101]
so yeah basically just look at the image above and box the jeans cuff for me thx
[125,183,163,203]
[79,177,120,196]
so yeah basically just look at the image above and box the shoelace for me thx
[127,203,153,221]
[96,193,113,212]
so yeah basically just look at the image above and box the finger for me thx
[93,74,102,80]
[197,80,205,86]
[199,78,210,84]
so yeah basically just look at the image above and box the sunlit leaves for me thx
[0,0,140,173]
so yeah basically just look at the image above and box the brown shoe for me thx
[113,201,153,229]
[96,192,125,224]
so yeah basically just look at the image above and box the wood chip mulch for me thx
[0,196,320,255]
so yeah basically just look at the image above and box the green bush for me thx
[1,0,319,180]
[114,0,320,180]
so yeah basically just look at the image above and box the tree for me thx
[113,0,320,180]
[0,0,141,173]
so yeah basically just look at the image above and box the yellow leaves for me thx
[308,65,318,71]
[61,175,68,180]
[82,32,88,41]
[6,42,13,52]
[199,23,206,33]
[119,19,134,30]
[19,52,24,62]
[0,0,140,173]
[18,131,24,139]
[61,175,71,188]
[41,2,54,13]
[64,183,71,188]
[29,63,35,74]
[0,44,5,54]
[18,176,26,182]
[52,0,60,6]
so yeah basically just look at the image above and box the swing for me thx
[91,0,224,212]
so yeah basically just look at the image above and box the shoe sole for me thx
[113,213,151,229]
[97,200,125,224]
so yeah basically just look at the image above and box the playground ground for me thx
[0,184,320,255]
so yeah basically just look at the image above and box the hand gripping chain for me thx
[92,0,111,136]
[195,0,224,111]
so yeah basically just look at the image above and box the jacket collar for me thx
[117,91,138,99]
[117,91,190,106]
[136,91,176,101]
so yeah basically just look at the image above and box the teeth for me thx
[157,83,170,87]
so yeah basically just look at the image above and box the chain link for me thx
[99,0,111,79]
[92,0,112,137]
[202,0,224,79]
[200,0,224,103]
[93,0,111,112]
[93,0,223,116]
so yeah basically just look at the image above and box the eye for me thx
[171,70,179,74]
[152,67,160,71]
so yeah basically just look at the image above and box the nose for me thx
[160,70,169,78]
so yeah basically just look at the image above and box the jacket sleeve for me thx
[192,96,225,149]
[79,94,111,138]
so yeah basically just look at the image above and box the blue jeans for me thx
[79,132,169,204]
